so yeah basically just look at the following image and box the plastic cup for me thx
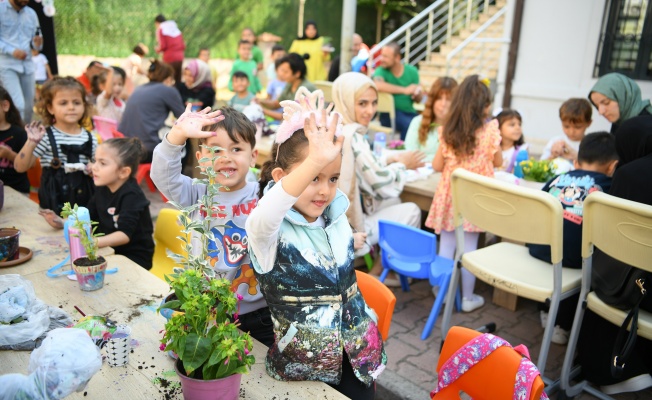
[104,324,131,367]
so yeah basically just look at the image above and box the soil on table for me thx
[73,256,106,267]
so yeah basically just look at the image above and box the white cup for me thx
[104,325,131,367]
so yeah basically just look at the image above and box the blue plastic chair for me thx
[378,219,461,340]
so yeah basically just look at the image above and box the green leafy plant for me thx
[520,159,556,183]
[158,145,255,380]
[60,202,104,262]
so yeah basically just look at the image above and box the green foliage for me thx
[60,202,103,262]
[520,159,557,183]
[158,145,254,380]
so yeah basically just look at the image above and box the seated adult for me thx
[576,116,652,395]
[118,60,184,163]
[589,72,652,134]
[176,59,215,110]
[372,42,422,140]
[332,72,425,286]
[258,53,315,121]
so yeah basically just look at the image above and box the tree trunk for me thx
[375,4,384,44]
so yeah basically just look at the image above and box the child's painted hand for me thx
[167,105,225,146]
[353,231,368,250]
[303,107,343,167]
[38,209,64,229]
[25,121,46,145]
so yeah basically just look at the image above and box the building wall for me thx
[495,0,652,151]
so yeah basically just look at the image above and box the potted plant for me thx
[61,203,107,291]
[158,145,255,400]
[519,159,557,183]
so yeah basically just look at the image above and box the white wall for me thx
[495,0,652,152]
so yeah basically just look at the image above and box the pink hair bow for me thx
[275,87,343,144]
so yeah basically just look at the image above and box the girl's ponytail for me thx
[258,158,276,199]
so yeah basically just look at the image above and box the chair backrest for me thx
[150,208,187,280]
[313,80,333,103]
[378,219,437,265]
[434,326,545,400]
[355,270,396,341]
[450,168,564,264]
[92,116,118,142]
[582,191,652,272]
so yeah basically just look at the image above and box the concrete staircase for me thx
[419,0,507,89]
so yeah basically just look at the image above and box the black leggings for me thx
[232,307,275,348]
[328,354,376,400]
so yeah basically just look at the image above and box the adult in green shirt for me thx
[373,42,423,140]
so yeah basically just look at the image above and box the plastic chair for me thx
[439,168,582,384]
[150,208,187,281]
[92,116,118,142]
[433,326,546,400]
[136,163,166,202]
[355,270,396,341]
[27,158,42,204]
[368,91,396,137]
[313,80,333,103]
[561,192,652,399]
[377,219,462,340]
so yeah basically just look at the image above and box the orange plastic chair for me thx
[433,326,546,400]
[27,158,42,203]
[136,163,167,202]
[355,270,396,341]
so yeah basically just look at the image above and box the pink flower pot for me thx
[174,359,242,400]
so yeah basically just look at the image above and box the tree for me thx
[359,0,418,43]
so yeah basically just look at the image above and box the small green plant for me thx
[60,202,104,262]
[520,159,557,183]
[158,145,255,380]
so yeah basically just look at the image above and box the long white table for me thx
[0,188,347,400]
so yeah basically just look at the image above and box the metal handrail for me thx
[446,6,508,62]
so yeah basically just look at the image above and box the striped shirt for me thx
[33,126,97,168]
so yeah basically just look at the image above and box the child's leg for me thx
[328,353,375,400]
[438,230,480,299]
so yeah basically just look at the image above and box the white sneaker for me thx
[601,374,652,395]
[540,310,548,328]
[431,286,447,303]
[551,325,569,345]
[461,294,485,312]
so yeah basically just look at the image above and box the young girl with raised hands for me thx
[94,66,127,123]
[425,75,502,313]
[14,77,97,217]
[0,86,30,194]
[246,88,386,400]
[495,109,527,173]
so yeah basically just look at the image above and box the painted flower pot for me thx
[0,228,20,262]
[72,256,107,291]
[175,359,242,400]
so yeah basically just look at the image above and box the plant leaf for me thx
[182,333,212,375]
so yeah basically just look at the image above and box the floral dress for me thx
[425,119,501,233]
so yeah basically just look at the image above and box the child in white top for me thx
[495,109,527,173]
[541,98,592,163]
[31,49,52,84]
[94,67,127,123]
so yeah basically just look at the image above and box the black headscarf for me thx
[614,115,652,168]
[298,20,320,40]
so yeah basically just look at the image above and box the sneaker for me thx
[461,294,485,312]
[551,325,569,345]
[540,311,548,328]
[601,374,652,395]
[431,286,447,303]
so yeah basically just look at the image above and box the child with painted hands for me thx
[246,88,386,400]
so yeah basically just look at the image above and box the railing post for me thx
[427,10,433,56]
[466,0,472,28]
[447,0,454,45]
[484,0,489,13]
[405,28,411,63]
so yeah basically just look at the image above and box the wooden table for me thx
[401,173,441,212]
[0,191,347,400]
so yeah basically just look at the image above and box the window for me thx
[596,0,652,80]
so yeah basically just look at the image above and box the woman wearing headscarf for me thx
[176,59,215,110]
[289,20,330,82]
[332,72,424,285]
[588,72,652,134]
[575,117,652,395]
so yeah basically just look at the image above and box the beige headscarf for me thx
[332,72,378,233]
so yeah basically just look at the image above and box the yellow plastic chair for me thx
[368,91,396,136]
[439,168,582,384]
[313,80,333,103]
[561,192,652,399]
[150,208,187,281]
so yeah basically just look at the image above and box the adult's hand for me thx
[12,49,27,60]
[394,150,425,170]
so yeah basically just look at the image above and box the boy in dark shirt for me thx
[528,131,618,344]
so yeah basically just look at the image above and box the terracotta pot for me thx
[175,359,242,400]
[72,256,107,291]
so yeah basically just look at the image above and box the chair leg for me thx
[363,253,373,271]
[145,174,157,193]
[422,274,452,340]
[440,261,462,343]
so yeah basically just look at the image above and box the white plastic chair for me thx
[440,168,582,384]
[561,191,652,399]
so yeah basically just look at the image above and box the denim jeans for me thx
[0,68,35,123]
[379,109,418,140]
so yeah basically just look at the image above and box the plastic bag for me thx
[0,328,102,399]
[0,307,72,351]
[0,275,50,346]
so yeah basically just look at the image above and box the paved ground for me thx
[142,183,652,400]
